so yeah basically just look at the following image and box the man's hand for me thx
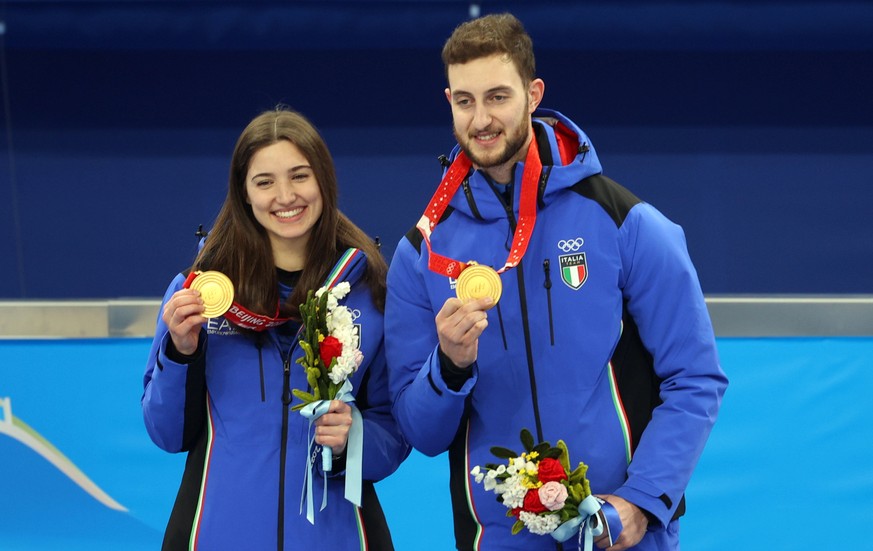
[435,296,492,368]
[594,494,648,550]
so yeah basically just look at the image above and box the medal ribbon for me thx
[416,137,542,277]
[183,271,291,331]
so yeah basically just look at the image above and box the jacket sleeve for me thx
[613,203,729,526]
[384,238,478,457]
[355,338,412,481]
[141,274,208,453]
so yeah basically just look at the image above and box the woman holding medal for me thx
[142,108,409,550]
[384,13,728,551]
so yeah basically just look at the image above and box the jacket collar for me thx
[444,109,602,221]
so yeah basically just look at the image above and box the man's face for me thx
[445,54,542,178]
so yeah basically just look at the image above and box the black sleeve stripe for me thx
[570,174,643,228]
[611,303,686,522]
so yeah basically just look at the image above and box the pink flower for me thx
[537,481,568,511]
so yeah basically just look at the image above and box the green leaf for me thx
[568,483,583,503]
[490,446,519,459]
[291,389,316,403]
[556,440,571,473]
[520,428,535,452]
[511,520,525,535]
[569,461,589,485]
[532,442,551,457]
[540,447,562,460]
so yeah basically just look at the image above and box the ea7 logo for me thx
[559,252,588,290]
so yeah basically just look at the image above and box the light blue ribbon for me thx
[551,495,622,551]
[298,380,363,524]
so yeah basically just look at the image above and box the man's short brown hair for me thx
[441,13,536,84]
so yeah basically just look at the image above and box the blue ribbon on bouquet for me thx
[551,495,623,551]
[298,379,363,524]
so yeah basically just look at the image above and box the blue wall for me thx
[1,1,872,298]
[2,337,872,550]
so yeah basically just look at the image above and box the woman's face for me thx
[245,140,323,258]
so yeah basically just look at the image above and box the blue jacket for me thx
[385,110,728,550]
[143,250,409,550]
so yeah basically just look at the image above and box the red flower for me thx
[537,458,568,483]
[510,507,522,519]
[522,489,548,514]
[319,335,343,367]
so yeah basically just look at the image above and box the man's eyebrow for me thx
[451,85,514,97]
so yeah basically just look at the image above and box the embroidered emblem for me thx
[559,252,588,290]
[557,237,585,252]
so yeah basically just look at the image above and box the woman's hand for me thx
[314,400,353,454]
[162,288,205,356]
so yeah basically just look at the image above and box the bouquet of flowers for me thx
[471,428,593,537]
[291,280,365,523]
[291,281,363,410]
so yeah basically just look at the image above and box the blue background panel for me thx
[1,2,872,298]
[2,337,872,550]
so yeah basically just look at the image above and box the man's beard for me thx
[455,120,530,169]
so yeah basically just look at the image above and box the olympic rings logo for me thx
[350,309,362,321]
[557,238,585,252]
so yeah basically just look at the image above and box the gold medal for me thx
[456,263,502,309]
[189,271,234,318]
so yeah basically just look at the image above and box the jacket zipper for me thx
[256,333,266,402]
[543,259,555,345]
[495,301,508,350]
[277,352,292,551]
[462,179,484,220]
[504,205,545,443]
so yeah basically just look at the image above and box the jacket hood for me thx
[444,108,602,221]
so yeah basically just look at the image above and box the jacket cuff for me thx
[613,479,678,527]
[438,348,475,391]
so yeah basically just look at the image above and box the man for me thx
[385,12,727,550]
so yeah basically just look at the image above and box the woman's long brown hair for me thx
[192,108,386,319]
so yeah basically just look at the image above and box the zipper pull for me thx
[543,259,552,290]
[282,356,292,405]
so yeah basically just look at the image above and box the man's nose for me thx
[472,104,492,129]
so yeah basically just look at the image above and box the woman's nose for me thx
[276,182,296,203]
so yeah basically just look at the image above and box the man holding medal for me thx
[384,12,728,551]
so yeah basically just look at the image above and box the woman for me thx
[142,108,409,550]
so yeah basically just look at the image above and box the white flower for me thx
[470,466,484,484]
[518,511,560,536]
[497,474,528,509]
[314,282,363,385]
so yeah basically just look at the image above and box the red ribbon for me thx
[416,137,543,278]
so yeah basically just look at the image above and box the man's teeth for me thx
[275,208,303,218]
[476,132,499,140]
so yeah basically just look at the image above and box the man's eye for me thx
[456,98,471,107]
